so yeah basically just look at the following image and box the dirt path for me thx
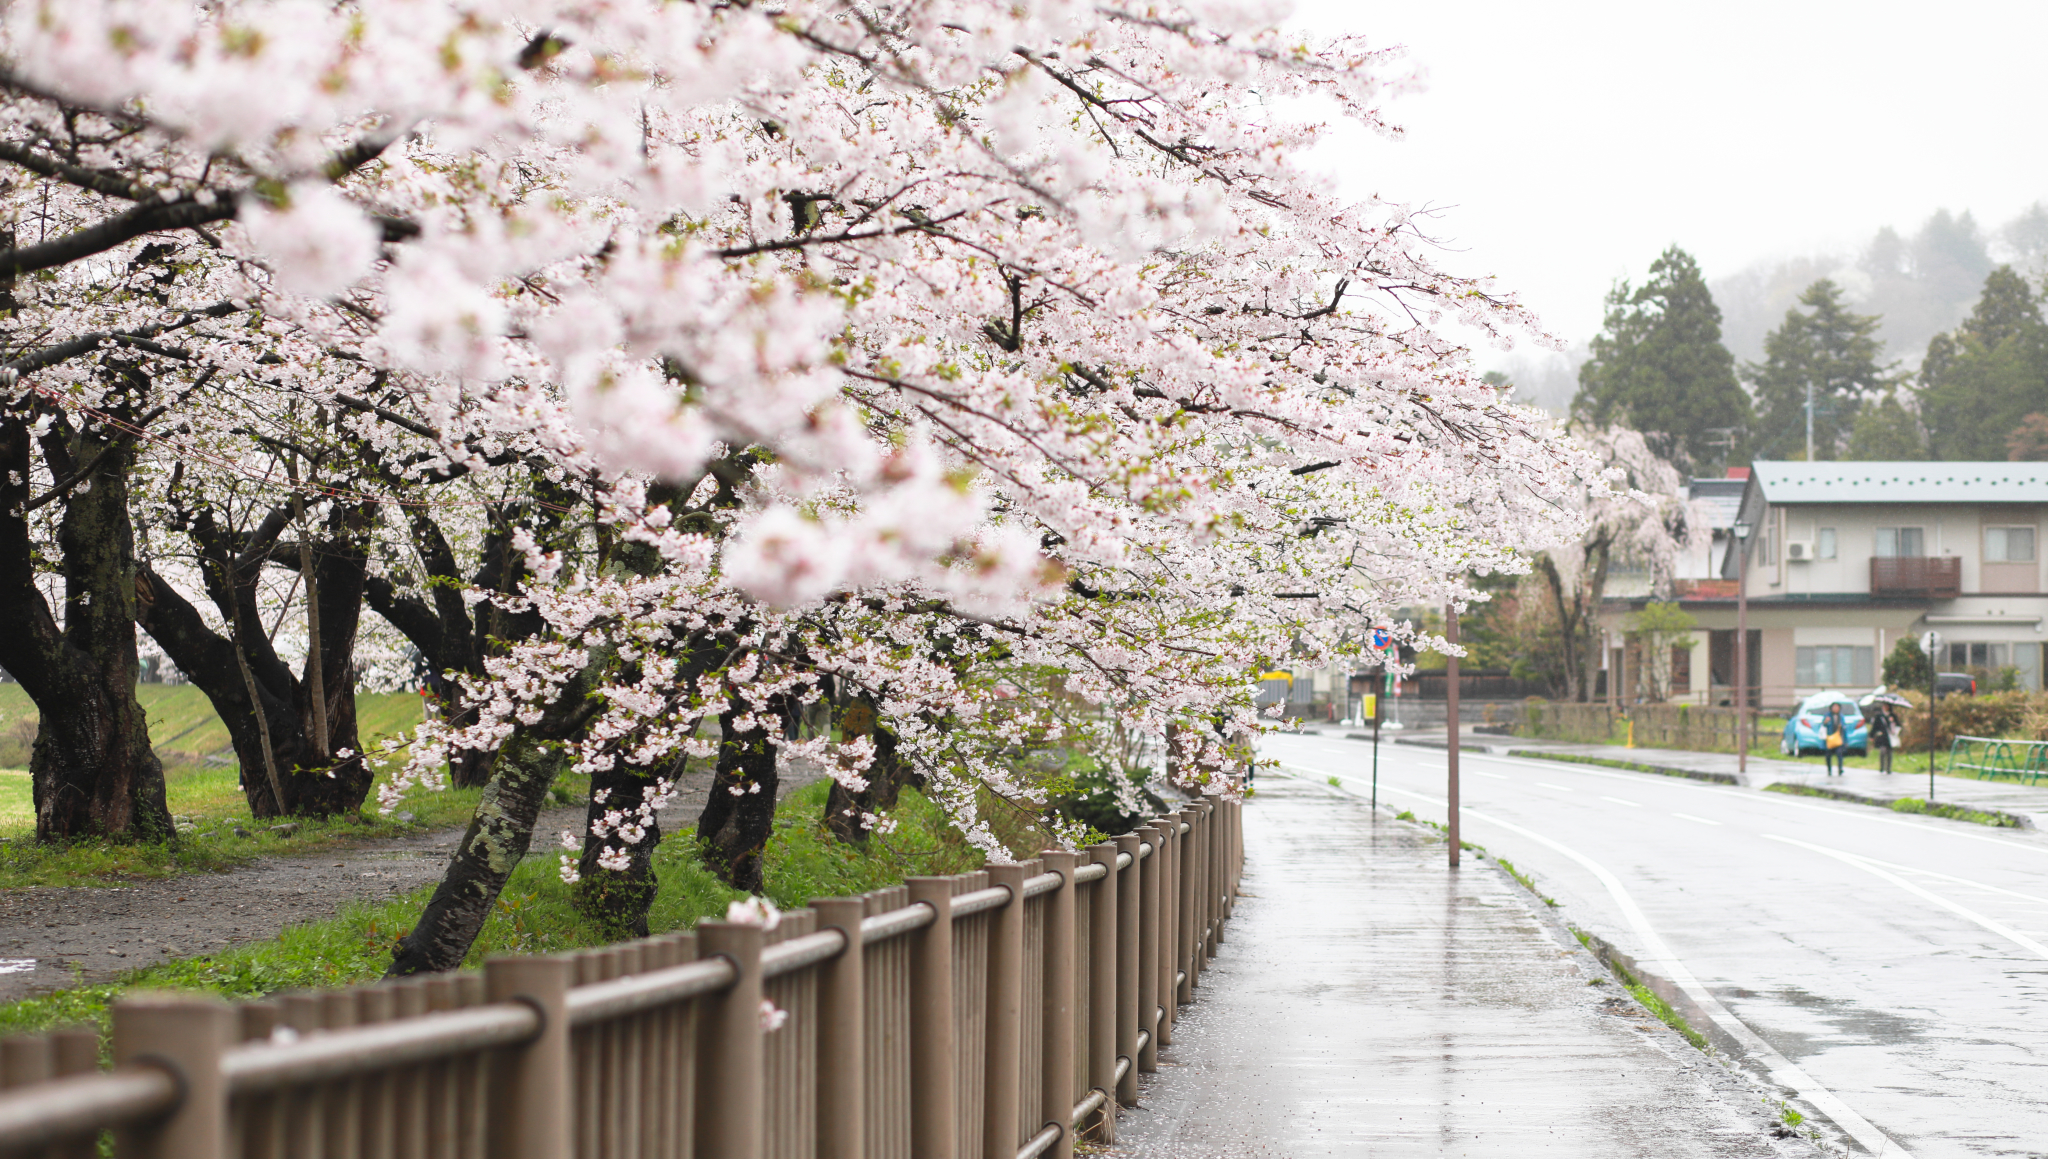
[0,759,828,1003]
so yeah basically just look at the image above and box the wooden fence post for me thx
[815,896,867,1159]
[982,863,1029,1159]
[112,992,232,1159]
[1085,843,1118,1141]
[1040,850,1078,1159]
[907,877,957,1159]
[1135,824,1162,1072]
[483,955,571,1159]
[1112,833,1141,1108]
[697,921,767,1159]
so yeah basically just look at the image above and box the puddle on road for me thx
[1722,984,1936,1055]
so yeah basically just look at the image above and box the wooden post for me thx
[697,922,767,1159]
[1135,826,1162,1073]
[484,956,571,1159]
[814,897,867,1159]
[1112,833,1141,1108]
[1040,851,1078,1159]
[907,877,957,1159]
[113,993,233,1159]
[982,863,1030,1159]
[1085,843,1119,1141]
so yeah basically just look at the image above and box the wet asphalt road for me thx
[1267,733,2048,1159]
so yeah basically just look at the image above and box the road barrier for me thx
[0,795,1242,1159]
[1946,735,2048,785]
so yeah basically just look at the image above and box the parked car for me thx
[1781,692,1869,757]
[1934,672,1977,698]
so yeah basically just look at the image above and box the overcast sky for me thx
[1285,0,2048,365]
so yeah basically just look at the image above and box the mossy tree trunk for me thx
[385,671,599,976]
[0,399,171,842]
[824,691,913,845]
[697,695,785,893]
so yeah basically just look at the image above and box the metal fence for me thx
[0,795,1243,1159]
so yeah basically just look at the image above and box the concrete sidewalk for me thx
[1304,725,2048,827]
[1111,777,1816,1158]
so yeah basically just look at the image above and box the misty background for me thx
[1286,0,2048,427]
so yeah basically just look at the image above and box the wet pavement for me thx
[1272,732,2048,1157]
[1349,728,2048,826]
[1113,776,1814,1159]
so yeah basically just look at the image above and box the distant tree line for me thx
[1570,233,2048,471]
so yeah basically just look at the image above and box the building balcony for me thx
[1870,556,1961,598]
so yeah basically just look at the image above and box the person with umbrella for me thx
[1863,691,1910,774]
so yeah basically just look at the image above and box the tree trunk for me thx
[385,725,568,975]
[386,671,595,976]
[698,698,780,893]
[570,755,669,939]
[823,691,910,845]
[136,503,373,818]
[0,414,172,841]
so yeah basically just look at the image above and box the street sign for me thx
[1372,627,1392,651]
[1921,629,1942,656]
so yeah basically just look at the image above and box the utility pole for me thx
[1447,603,1460,869]
[1735,519,1752,775]
[1805,379,1815,462]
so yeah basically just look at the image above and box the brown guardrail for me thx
[0,795,1244,1159]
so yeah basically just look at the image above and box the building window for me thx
[1795,645,1874,687]
[1944,642,2010,671]
[1816,528,1837,559]
[1875,527,1925,558]
[1986,526,2036,563]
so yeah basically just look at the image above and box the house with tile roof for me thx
[1601,461,2048,709]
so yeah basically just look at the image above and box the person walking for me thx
[1821,702,1850,776]
[1868,702,1896,774]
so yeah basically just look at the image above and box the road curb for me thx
[1499,748,1743,786]
[1762,781,2036,829]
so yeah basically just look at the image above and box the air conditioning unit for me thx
[1785,540,1815,562]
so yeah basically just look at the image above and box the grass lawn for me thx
[0,778,983,1039]
[0,688,516,888]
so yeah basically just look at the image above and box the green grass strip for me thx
[1762,782,2030,828]
[1568,927,1709,1052]
[0,780,982,1040]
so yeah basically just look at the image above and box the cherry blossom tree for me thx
[0,0,1598,960]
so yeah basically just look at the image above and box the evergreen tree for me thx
[1918,266,2048,460]
[1746,280,1894,460]
[1845,390,1928,460]
[1574,246,1750,474]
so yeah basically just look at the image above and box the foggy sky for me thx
[1286,0,2047,368]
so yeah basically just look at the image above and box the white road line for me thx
[1851,855,2048,908]
[1535,782,1574,792]
[1672,812,1722,826]
[1288,769,1912,1158]
[1600,796,1641,808]
[1476,772,1510,780]
[1762,835,2048,960]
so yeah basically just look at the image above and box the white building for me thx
[1603,461,2048,708]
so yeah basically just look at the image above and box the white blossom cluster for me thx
[0,0,1621,874]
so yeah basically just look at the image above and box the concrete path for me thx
[1112,776,1815,1159]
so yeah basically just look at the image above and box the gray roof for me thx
[1688,478,1746,528]
[1752,461,2048,504]
[1679,481,1744,532]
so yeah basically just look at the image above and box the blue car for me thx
[1780,692,1869,757]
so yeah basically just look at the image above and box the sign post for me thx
[1447,604,1461,870]
[1370,627,1390,812]
[1922,629,1942,801]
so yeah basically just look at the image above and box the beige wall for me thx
[1752,502,2048,598]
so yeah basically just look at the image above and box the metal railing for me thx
[1946,735,2048,785]
[1871,556,1962,597]
[0,794,1244,1159]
